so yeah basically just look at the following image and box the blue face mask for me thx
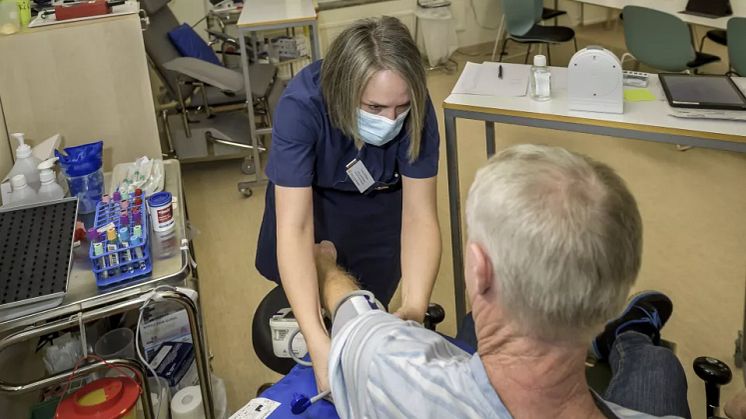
[356,108,410,146]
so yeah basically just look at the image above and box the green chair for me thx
[622,6,720,72]
[728,18,746,76]
[497,0,577,65]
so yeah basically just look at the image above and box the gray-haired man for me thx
[318,144,690,418]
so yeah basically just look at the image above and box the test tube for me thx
[113,191,121,202]
[106,228,120,276]
[118,226,132,271]
[120,200,129,212]
[131,226,146,270]
[92,241,107,279]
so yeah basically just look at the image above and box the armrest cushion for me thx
[164,57,244,93]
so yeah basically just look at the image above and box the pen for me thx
[498,64,503,79]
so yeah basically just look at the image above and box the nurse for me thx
[256,16,441,390]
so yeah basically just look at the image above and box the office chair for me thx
[622,6,720,73]
[700,29,727,53]
[495,0,577,65]
[728,18,746,76]
[141,0,281,196]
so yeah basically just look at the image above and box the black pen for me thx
[498,64,503,79]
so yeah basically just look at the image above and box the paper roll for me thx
[171,386,205,419]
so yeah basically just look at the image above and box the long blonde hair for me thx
[320,17,427,161]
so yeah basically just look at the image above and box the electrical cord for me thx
[287,328,313,367]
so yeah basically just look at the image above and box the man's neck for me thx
[476,311,605,419]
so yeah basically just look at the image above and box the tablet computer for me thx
[658,74,746,110]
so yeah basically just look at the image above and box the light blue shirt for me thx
[328,309,681,419]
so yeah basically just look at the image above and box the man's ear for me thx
[468,243,493,295]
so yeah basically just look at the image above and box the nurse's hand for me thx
[393,305,427,323]
[308,335,331,393]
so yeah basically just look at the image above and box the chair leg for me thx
[573,37,579,52]
[699,35,707,52]
[499,37,511,62]
[546,43,552,66]
[491,15,506,61]
[524,44,532,64]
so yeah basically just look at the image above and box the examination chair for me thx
[141,0,282,196]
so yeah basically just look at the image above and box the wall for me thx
[318,0,501,53]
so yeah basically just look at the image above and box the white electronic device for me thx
[568,46,624,114]
[269,308,308,359]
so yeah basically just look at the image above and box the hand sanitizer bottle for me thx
[37,158,65,202]
[7,133,41,190]
[529,55,552,101]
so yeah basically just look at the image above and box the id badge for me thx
[345,159,375,193]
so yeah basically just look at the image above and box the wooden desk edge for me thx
[443,102,746,144]
[237,15,317,29]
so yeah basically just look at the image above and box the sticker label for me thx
[345,159,375,193]
[230,398,281,419]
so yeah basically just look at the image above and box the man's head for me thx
[465,144,642,343]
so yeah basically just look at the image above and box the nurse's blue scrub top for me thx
[255,60,440,306]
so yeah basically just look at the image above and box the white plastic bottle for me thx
[529,55,552,102]
[37,158,65,202]
[7,133,41,190]
[9,174,38,205]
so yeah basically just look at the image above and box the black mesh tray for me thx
[0,198,78,310]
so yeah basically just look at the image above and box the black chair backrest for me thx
[141,0,195,102]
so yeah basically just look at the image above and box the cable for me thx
[135,285,179,419]
[287,328,312,367]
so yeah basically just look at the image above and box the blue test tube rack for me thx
[88,198,152,287]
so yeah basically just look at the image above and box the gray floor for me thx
[182,21,746,417]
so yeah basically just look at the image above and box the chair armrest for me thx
[163,57,244,93]
[206,29,239,45]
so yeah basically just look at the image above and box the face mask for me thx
[356,108,410,146]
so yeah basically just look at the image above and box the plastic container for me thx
[89,195,152,287]
[148,191,175,233]
[56,377,139,419]
[94,328,135,359]
[37,157,65,202]
[529,54,552,101]
[0,0,20,35]
[9,174,38,205]
[7,133,41,190]
[56,141,104,214]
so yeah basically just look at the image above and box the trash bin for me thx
[416,5,458,68]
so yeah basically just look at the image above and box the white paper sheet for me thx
[452,62,530,97]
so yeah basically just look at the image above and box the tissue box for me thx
[150,341,196,389]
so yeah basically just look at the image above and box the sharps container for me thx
[56,377,140,419]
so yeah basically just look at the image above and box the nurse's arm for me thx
[398,175,441,322]
[275,185,330,387]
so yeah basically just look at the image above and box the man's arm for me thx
[314,241,361,317]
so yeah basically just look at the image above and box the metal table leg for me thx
[486,122,496,157]
[238,30,264,184]
[445,110,467,332]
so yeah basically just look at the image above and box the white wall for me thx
[318,0,501,54]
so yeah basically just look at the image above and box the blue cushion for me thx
[167,23,222,66]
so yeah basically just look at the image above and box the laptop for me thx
[681,0,732,18]
[659,74,746,111]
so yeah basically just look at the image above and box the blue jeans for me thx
[455,316,691,418]
[604,331,691,419]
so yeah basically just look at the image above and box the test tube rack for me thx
[89,197,152,287]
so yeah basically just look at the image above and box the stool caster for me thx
[238,181,253,197]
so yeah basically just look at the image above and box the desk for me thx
[574,0,746,30]
[443,65,746,327]
[237,0,321,184]
[0,160,215,418]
